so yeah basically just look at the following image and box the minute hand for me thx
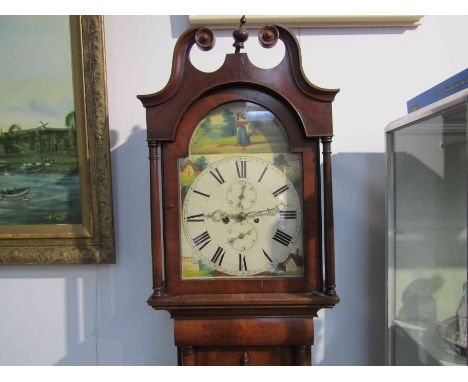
[245,206,279,218]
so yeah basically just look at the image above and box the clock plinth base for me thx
[175,318,313,366]
[149,292,339,366]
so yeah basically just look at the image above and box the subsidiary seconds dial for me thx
[183,156,302,276]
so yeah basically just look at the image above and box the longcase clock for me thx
[138,17,339,366]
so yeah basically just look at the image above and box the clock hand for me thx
[208,210,240,223]
[228,206,279,222]
[228,229,255,243]
[209,205,279,224]
[244,205,279,219]
[237,183,247,209]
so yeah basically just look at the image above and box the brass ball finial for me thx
[233,15,248,53]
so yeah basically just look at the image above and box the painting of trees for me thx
[222,109,236,137]
[0,124,22,153]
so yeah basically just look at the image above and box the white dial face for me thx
[182,156,302,276]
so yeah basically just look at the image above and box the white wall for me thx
[0,15,467,365]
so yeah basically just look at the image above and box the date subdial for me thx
[227,221,258,252]
[226,180,257,211]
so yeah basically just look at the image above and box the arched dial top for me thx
[179,100,305,280]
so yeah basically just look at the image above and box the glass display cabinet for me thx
[386,89,468,366]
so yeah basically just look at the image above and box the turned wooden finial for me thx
[233,15,248,53]
[258,25,279,48]
[195,27,215,51]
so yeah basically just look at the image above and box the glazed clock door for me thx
[180,101,304,280]
[158,94,324,296]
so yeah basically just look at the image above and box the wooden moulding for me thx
[137,25,339,141]
[174,318,314,346]
[148,292,339,318]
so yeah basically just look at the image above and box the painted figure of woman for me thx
[236,112,250,147]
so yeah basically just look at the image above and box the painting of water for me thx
[0,16,81,226]
[0,173,81,225]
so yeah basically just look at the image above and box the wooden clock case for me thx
[138,19,339,366]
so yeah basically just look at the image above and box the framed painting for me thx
[0,16,115,264]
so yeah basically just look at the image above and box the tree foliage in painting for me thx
[222,109,236,137]
[0,124,23,153]
[274,154,288,172]
[193,156,208,170]
[0,111,77,157]
[65,111,76,130]
[200,117,212,132]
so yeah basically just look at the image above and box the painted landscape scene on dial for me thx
[179,100,304,279]
[190,101,290,155]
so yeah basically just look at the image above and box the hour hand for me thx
[228,229,254,243]
[236,183,247,209]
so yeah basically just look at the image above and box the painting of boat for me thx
[20,163,46,173]
[0,187,30,199]
[0,16,82,225]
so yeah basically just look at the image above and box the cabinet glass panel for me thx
[387,97,467,366]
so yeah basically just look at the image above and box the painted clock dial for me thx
[183,156,302,276]
[179,101,304,279]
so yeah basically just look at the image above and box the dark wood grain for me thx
[148,292,338,318]
[161,89,321,295]
[138,19,339,366]
[293,345,311,366]
[321,137,336,296]
[258,25,280,48]
[137,27,339,141]
[148,140,165,296]
[180,346,196,366]
[190,346,296,366]
[174,318,314,346]
[175,318,313,366]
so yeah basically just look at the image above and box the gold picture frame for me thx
[0,16,115,264]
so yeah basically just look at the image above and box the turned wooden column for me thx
[180,346,196,366]
[148,140,165,296]
[293,345,311,366]
[321,137,336,296]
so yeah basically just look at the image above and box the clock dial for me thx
[182,156,302,276]
[227,221,258,252]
